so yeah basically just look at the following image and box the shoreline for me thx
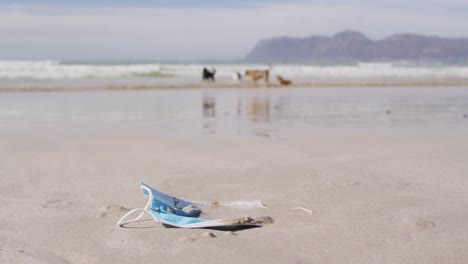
[2,79,468,93]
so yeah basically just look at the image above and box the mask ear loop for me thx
[116,185,153,227]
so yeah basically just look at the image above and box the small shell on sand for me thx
[292,207,314,215]
[201,231,217,238]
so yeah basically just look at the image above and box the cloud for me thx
[0,2,467,60]
[0,0,293,9]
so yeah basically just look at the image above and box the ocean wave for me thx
[0,60,163,80]
[1,60,468,81]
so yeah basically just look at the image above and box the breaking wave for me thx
[1,60,468,81]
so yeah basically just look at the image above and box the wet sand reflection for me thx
[202,93,216,134]
[202,92,273,137]
[243,95,271,137]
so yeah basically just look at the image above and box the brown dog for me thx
[276,75,292,86]
[245,69,270,84]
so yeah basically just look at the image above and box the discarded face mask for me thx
[116,182,274,229]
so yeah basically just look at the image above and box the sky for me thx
[0,0,467,61]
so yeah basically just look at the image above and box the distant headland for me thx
[245,30,468,63]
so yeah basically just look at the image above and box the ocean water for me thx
[1,60,468,89]
[1,60,467,136]
[1,87,467,137]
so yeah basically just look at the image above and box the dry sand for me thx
[1,128,468,263]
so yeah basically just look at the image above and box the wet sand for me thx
[2,78,468,93]
[1,127,468,264]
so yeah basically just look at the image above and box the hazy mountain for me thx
[245,30,468,63]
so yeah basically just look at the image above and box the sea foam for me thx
[1,60,468,81]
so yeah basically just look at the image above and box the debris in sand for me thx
[201,231,217,238]
[182,204,200,214]
[292,207,314,215]
[178,237,196,243]
[228,216,274,225]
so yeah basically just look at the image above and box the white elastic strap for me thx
[116,185,153,227]
[116,208,152,227]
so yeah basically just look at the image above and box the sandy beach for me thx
[4,0,468,262]
[1,87,468,263]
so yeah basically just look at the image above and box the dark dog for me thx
[202,68,216,81]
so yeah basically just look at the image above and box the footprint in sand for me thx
[399,217,436,234]
[395,181,422,190]
[42,199,73,209]
[97,205,129,218]
[177,236,197,243]
[22,248,73,264]
[320,181,341,190]
[386,214,437,243]
[179,231,237,243]
[415,219,436,230]
[320,180,361,191]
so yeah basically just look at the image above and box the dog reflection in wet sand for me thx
[247,98,269,122]
[245,97,270,137]
[202,94,216,134]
